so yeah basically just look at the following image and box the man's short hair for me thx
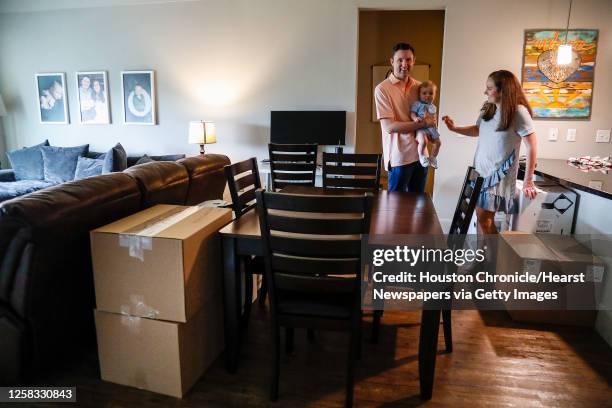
[392,43,415,57]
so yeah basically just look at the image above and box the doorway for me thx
[355,9,445,195]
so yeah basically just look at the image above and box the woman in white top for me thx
[443,70,538,234]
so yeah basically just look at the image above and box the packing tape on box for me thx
[119,312,142,334]
[118,206,201,261]
[119,235,153,261]
[120,294,160,323]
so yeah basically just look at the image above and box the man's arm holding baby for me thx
[381,115,436,134]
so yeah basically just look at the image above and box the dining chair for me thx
[256,189,373,408]
[225,157,261,218]
[224,158,267,319]
[268,143,318,191]
[322,153,382,191]
[443,166,484,351]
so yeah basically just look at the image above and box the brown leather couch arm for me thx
[178,154,230,205]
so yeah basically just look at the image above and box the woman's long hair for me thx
[481,70,532,131]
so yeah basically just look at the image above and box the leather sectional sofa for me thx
[0,154,230,384]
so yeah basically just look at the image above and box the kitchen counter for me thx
[520,158,611,200]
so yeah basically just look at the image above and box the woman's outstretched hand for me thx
[523,180,538,199]
[442,115,455,131]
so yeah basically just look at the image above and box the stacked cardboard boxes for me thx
[91,204,232,397]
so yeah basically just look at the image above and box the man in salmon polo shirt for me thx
[375,43,436,192]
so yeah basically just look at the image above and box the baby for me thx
[410,81,441,168]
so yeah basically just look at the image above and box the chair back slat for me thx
[224,158,261,218]
[274,273,356,294]
[324,153,380,163]
[272,172,316,182]
[270,144,318,153]
[272,163,316,172]
[262,192,370,213]
[271,256,360,276]
[256,189,373,312]
[235,173,257,191]
[324,165,378,176]
[237,188,257,211]
[322,152,381,191]
[269,143,318,191]
[270,153,316,162]
[324,177,378,189]
[269,236,362,257]
[448,166,484,240]
[271,180,315,190]
[268,214,365,235]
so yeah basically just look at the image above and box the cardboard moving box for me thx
[497,232,605,327]
[94,294,224,398]
[91,205,232,322]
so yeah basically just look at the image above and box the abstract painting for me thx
[522,29,598,120]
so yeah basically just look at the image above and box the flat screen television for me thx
[270,110,346,145]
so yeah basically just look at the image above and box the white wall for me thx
[1,0,611,335]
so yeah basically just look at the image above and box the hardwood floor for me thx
[25,307,612,407]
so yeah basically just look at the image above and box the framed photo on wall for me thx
[76,71,111,124]
[35,73,69,124]
[121,70,156,125]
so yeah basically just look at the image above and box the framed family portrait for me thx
[121,70,156,125]
[36,73,69,124]
[76,71,111,124]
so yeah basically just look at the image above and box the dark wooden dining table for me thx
[219,185,445,400]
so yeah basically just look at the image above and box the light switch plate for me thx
[548,128,558,141]
[566,128,576,142]
[596,129,611,143]
[588,180,603,190]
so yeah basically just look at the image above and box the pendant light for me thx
[557,0,573,65]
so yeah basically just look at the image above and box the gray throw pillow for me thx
[6,140,50,180]
[101,143,127,173]
[74,156,104,180]
[41,144,90,183]
[135,154,155,165]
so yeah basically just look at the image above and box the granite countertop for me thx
[520,158,611,199]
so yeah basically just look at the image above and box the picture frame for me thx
[76,71,111,124]
[521,29,599,120]
[35,72,69,124]
[121,70,156,125]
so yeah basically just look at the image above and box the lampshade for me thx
[557,44,573,65]
[188,121,217,145]
[0,94,7,117]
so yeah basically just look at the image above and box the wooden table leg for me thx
[419,309,441,400]
[222,236,241,373]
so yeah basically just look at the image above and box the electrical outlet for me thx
[588,180,603,190]
[595,129,611,143]
[548,128,558,141]
[566,128,576,142]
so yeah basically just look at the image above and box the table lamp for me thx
[188,121,217,155]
